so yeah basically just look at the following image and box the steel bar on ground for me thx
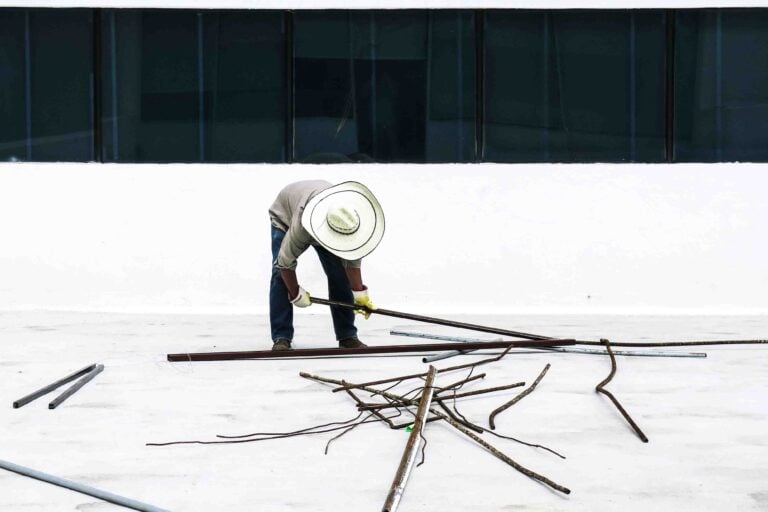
[313,297,553,340]
[13,364,97,409]
[392,331,708,360]
[301,372,571,495]
[382,366,438,512]
[436,382,525,400]
[0,459,170,512]
[167,339,575,362]
[595,339,649,443]
[489,364,551,430]
[49,364,104,410]
[579,339,768,348]
[330,344,525,393]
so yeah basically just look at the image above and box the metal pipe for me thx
[49,364,104,410]
[312,297,553,341]
[382,366,437,512]
[391,331,708,360]
[0,458,170,512]
[13,364,97,409]
[166,339,575,362]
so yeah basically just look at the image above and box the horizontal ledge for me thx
[4,1,768,10]
[167,339,575,361]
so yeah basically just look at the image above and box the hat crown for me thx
[326,205,360,235]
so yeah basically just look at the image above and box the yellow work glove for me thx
[353,287,376,319]
[289,286,312,308]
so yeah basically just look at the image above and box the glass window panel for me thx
[0,9,94,162]
[101,10,286,162]
[484,10,666,163]
[294,10,476,163]
[675,9,768,162]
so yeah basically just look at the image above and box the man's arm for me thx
[280,269,300,299]
[345,267,366,292]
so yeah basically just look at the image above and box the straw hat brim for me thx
[301,181,385,261]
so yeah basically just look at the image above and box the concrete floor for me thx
[1,311,767,511]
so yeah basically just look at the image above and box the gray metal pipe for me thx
[389,330,707,361]
[0,459,171,512]
[381,366,437,512]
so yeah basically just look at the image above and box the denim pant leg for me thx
[269,226,294,342]
[314,245,358,341]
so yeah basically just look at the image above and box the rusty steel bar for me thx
[167,339,575,362]
[596,339,649,443]
[312,297,553,341]
[13,364,97,409]
[382,366,438,512]
[436,382,526,400]
[48,365,104,410]
[489,364,551,430]
[330,343,533,393]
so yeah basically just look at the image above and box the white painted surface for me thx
[3,0,768,9]
[0,312,766,511]
[1,162,767,315]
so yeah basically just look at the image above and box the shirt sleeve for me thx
[275,226,312,270]
[341,258,362,269]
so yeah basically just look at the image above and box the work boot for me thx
[272,338,292,351]
[338,336,367,349]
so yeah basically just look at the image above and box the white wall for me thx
[1,162,766,314]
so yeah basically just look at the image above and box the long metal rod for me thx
[391,331,708,360]
[382,366,437,512]
[167,339,575,362]
[0,458,170,512]
[49,364,104,410]
[13,364,97,409]
[313,297,552,341]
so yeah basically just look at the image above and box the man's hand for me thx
[353,287,376,319]
[290,287,312,308]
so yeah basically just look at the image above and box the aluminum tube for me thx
[391,331,706,359]
[382,366,438,512]
[49,364,104,410]
[0,459,170,512]
[13,364,97,408]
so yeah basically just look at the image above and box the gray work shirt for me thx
[269,180,362,271]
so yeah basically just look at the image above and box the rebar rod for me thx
[49,364,104,410]
[434,373,486,392]
[167,339,574,362]
[595,339,648,443]
[435,382,526,400]
[0,458,170,512]
[382,366,438,512]
[331,343,523,393]
[301,372,570,494]
[13,364,97,409]
[433,397,484,433]
[345,389,396,428]
[313,297,552,340]
[489,364,550,430]
[392,331,708,360]
[579,339,768,348]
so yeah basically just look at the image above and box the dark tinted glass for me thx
[0,9,94,162]
[101,10,286,162]
[294,11,476,163]
[484,10,666,162]
[675,10,768,162]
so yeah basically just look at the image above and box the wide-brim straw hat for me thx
[301,181,385,261]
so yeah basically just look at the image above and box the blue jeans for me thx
[269,226,358,343]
